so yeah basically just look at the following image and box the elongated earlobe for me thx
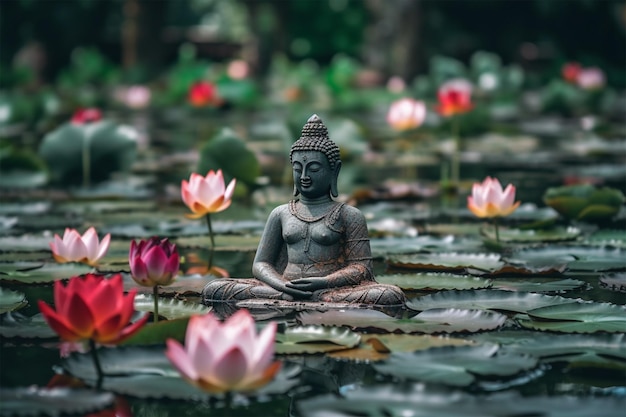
[330,161,341,198]
[293,184,300,197]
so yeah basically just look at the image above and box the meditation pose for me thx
[203,114,406,306]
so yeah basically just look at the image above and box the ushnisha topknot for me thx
[290,114,341,169]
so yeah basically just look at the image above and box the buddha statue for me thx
[202,114,406,307]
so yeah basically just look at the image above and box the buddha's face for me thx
[292,151,333,199]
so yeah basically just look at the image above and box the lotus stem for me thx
[82,135,91,188]
[153,285,159,323]
[451,116,461,188]
[205,214,215,269]
[89,339,104,389]
[494,217,500,243]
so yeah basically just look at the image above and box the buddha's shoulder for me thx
[267,203,291,218]
[339,203,366,221]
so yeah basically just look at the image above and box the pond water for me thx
[1,111,625,416]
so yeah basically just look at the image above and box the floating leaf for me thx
[493,278,585,293]
[481,226,581,243]
[373,343,538,387]
[505,333,626,361]
[584,229,626,248]
[600,272,626,292]
[63,346,300,399]
[388,253,504,273]
[134,295,209,320]
[407,289,575,313]
[0,312,56,339]
[328,334,472,361]
[376,272,492,290]
[275,325,361,354]
[0,287,27,313]
[516,301,626,333]
[0,387,114,417]
[543,184,624,222]
[0,262,94,284]
[298,308,506,334]
[505,245,626,271]
[123,273,210,296]
[122,317,190,346]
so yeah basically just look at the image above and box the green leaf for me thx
[376,273,492,290]
[0,312,56,339]
[600,272,626,292]
[122,317,190,346]
[543,184,624,222]
[481,226,581,243]
[373,343,538,387]
[506,245,626,271]
[492,278,585,293]
[0,287,27,314]
[275,325,361,355]
[133,294,210,320]
[407,289,574,313]
[387,253,504,273]
[0,387,114,416]
[0,262,94,284]
[516,301,626,333]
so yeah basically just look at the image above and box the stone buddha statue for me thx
[202,114,406,307]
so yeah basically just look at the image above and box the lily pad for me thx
[375,272,492,290]
[481,226,581,243]
[134,294,210,320]
[0,312,57,339]
[0,387,114,417]
[373,343,538,387]
[123,273,210,296]
[543,184,624,222]
[62,345,300,399]
[298,307,506,334]
[505,245,626,271]
[492,278,585,293]
[275,325,361,355]
[600,272,626,292]
[122,317,190,346]
[504,333,626,361]
[407,289,576,313]
[0,287,27,313]
[387,253,504,273]
[0,262,95,284]
[516,301,626,333]
[585,229,626,248]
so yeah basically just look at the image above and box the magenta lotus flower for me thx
[49,227,111,266]
[386,98,427,131]
[166,309,281,393]
[435,78,474,117]
[129,237,180,287]
[181,170,236,219]
[467,176,521,218]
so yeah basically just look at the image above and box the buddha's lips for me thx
[300,179,312,187]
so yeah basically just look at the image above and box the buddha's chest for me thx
[282,217,342,247]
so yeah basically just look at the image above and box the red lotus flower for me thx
[38,274,148,344]
[71,108,103,124]
[562,62,582,83]
[467,176,521,218]
[435,79,474,117]
[129,237,180,287]
[188,81,221,107]
[49,227,111,266]
[181,170,236,219]
[386,98,427,131]
[166,309,280,393]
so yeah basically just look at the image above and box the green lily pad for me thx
[0,234,56,252]
[492,278,585,293]
[173,234,260,251]
[407,289,575,313]
[0,262,95,284]
[275,325,361,355]
[481,226,581,243]
[376,272,492,290]
[505,333,626,361]
[0,311,57,339]
[373,343,538,387]
[387,253,504,273]
[600,272,626,292]
[516,301,626,333]
[122,273,210,296]
[543,184,624,222]
[62,345,300,399]
[0,287,27,313]
[0,387,114,416]
[506,245,626,271]
[122,317,190,346]
[298,308,506,334]
[585,229,626,248]
[133,294,210,320]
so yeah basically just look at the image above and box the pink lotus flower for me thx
[129,237,180,287]
[467,176,521,218]
[71,108,102,124]
[227,60,250,80]
[115,85,151,109]
[166,309,280,393]
[38,274,148,344]
[435,79,474,117]
[188,81,222,107]
[181,170,236,219]
[49,227,111,266]
[576,67,605,90]
[386,98,427,131]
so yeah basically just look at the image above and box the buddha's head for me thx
[290,114,342,199]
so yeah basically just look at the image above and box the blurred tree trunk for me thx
[122,0,168,74]
[363,0,423,82]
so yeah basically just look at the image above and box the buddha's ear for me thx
[293,183,300,197]
[330,161,342,198]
